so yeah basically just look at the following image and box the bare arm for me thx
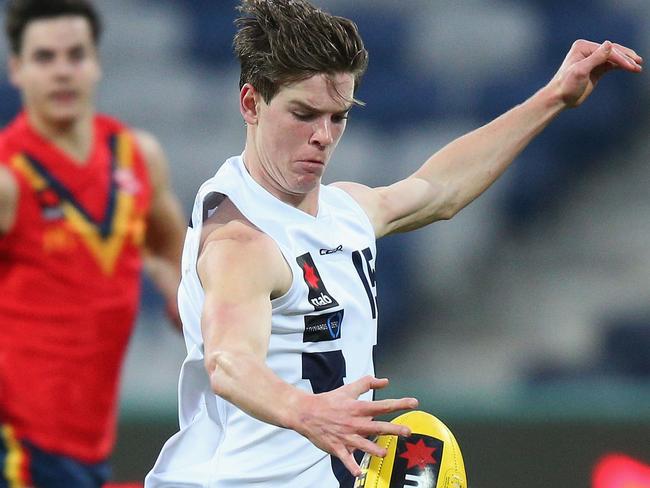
[135,130,186,329]
[0,166,18,235]
[334,40,643,238]
[199,221,417,476]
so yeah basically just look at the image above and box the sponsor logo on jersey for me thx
[114,168,142,194]
[36,188,64,220]
[389,434,443,487]
[320,244,343,255]
[303,309,344,342]
[296,252,339,311]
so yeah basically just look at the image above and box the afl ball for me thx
[354,410,466,488]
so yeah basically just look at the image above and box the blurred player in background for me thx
[146,0,643,487]
[0,0,186,486]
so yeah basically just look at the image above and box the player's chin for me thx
[45,107,84,126]
[47,97,89,118]
[293,170,324,189]
[295,174,323,191]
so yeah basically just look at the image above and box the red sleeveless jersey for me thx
[0,113,152,462]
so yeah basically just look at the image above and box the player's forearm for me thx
[206,349,308,430]
[0,167,18,235]
[415,82,566,219]
[144,255,180,302]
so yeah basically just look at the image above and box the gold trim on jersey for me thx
[1,425,29,488]
[10,131,144,276]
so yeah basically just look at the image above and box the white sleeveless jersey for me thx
[146,155,379,488]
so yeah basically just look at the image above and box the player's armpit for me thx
[0,166,19,235]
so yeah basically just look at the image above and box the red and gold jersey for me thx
[0,113,152,462]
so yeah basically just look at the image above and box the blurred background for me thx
[1,0,649,486]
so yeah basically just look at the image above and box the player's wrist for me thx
[281,387,313,432]
[539,78,571,112]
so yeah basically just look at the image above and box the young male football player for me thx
[147,1,643,486]
[0,1,186,486]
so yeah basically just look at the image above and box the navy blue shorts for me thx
[0,424,110,488]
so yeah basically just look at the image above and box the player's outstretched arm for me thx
[199,221,417,478]
[0,166,18,235]
[136,130,187,330]
[335,40,642,238]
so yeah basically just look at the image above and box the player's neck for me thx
[242,149,320,217]
[26,110,95,166]
[280,188,320,217]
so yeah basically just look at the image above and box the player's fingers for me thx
[571,41,633,79]
[611,46,643,71]
[582,41,641,72]
[356,420,411,438]
[343,376,388,397]
[368,377,390,391]
[569,39,600,57]
[337,448,363,477]
[611,43,643,64]
[588,40,614,66]
[360,397,419,416]
[351,435,388,459]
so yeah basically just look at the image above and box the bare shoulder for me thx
[202,219,272,254]
[330,180,374,196]
[0,165,17,190]
[0,165,19,234]
[330,181,384,233]
[132,128,169,185]
[200,197,259,248]
[330,181,379,212]
[133,129,164,162]
[198,198,291,298]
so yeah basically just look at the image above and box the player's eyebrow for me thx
[288,100,352,116]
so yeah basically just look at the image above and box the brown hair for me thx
[5,0,102,55]
[233,0,368,104]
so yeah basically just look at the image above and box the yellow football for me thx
[354,410,467,488]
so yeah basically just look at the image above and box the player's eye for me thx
[292,112,316,122]
[32,50,54,63]
[69,47,87,62]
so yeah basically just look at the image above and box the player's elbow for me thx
[434,204,456,221]
[418,178,460,222]
[204,349,236,398]
[435,184,468,221]
[430,192,459,221]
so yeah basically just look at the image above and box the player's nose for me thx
[311,117,334,147]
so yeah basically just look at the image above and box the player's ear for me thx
[239,83,260,125]
[94,50,103,83]
[8,55,23,88]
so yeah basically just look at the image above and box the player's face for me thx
[8,15,101,127]
[252,72,354,198]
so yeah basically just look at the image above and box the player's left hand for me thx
[143,254,183,332]
[550,39,643,108]
[165,296,183,332]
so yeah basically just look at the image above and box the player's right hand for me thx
[289,376,418,477]
[549,39,642,108]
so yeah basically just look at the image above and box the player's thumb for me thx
[346,375,388,397]
[574,40,612,76]
[594,40,613,63]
